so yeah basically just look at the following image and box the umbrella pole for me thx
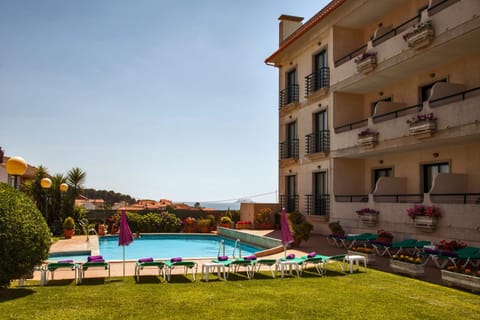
[123,246,125,277]
[284,244,287,258]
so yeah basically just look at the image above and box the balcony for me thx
[305,130,330,155]
[305,67,330,97]
[279,139,299,160]
[280,195,299,213]
[332,0,480,92]
[279,85,299,108]
[305,194,330,216]
[332,85,480,152]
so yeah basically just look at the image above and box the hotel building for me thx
[265,0,480,245]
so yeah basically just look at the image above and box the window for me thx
[313,50,327,91]
[286,121,297,158]
[286,68,298,104]
[420,79,447,103]
[312,171,328,216]
[422,162,449,193]
[286,175,297,212]
[372,167,393,192]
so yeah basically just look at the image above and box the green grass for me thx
[1,266,479,320]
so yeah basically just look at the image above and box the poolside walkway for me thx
[34,230,442,286]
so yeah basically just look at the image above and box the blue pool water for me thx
[49,234,263,262]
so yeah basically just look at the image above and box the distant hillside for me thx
[82,188,136,207]
[185,201,249,210]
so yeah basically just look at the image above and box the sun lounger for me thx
[212,257,256,279]
[164,258,197,282]
[44,261,80,285]
[255,259,278,278]
[329,233,378,249]
[79,257,110,284]
[423,246,480,269]
[372,239,420,257]
[134,258,166,282]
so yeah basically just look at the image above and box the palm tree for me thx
[67,167,86,199]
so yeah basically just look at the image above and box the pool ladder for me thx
[217,239,226,257]
[232,239,242,259]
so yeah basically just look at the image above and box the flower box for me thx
[356,55,377,74]
[441,270,480,293]
[408,120,436,138]
[390,259,424,278]
[357,134,378,148]
[414,216,438,232]
[348,250,376,265]
[359,213,378,227]
[405,21,435,49]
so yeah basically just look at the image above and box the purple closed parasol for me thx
[118,210,134,277]
[281,208,294,257]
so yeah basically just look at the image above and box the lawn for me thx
[0,266,478,320]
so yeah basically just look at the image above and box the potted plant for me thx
[357,128,378,148]
[328,221,345,236]
[206,214,216,231]
[407,113,436,137]
[441,265,480,293]
[182,217,197,233]
[390,254,424,277]
[407,204,442,231]
[62,217,75,239]
[354,51,377,74]
[403,20,435,49]
[235,221,252,230]
[254,208,274,229]
[219,216,232,228]
[197,219,211,233]
[376,229,394,243]
[288,211,313,247]
[356,208,379,226]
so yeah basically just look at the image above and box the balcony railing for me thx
[373,194,424,203]
[305,194,330,216]
[279,139,299,160]
[430,193,480,204]
[279,85,299,108]
[334,0,459,67]
[334,119,368,134]
[305,130,330,154]
[430,86,480,108]
[305,67,330,96]
[372,103,423,123]
[280,195,299,212]
[335,195,368,203]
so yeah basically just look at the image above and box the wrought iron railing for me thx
[372,103,423,123]
[373,194,424,203]
[305,194,330,216]
[279,139,299,160]
[305,130,330,154]
[279,85,299,108]
[334,119,368,134]
[335,195,369,203]
[280,195,299,212]
[430,193,480,204]
[305,68,330,96]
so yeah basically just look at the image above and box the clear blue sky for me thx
[0,0,328,203]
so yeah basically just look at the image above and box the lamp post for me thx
[5,156,28,189]
[40,177,52,227]
[59,182,68,223]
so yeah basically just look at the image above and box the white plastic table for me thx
[343,255,367,273]
[201,262,226,282]
[278,260,301,278]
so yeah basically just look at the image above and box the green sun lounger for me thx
[255,259,278,278]
[44,261,80,285]
[134,260,166,282]
[79,261,110,284]
[212,258,256,279]
[164,260,197,282]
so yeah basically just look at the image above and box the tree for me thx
[0,183,50,287]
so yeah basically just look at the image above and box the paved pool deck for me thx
[33,230,443,286]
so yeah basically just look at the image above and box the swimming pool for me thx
[49,234,263,261]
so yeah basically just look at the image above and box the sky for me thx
[0,0,329,204]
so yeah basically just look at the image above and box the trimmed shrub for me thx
[158,212,182,232]
[0,183,50,287]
